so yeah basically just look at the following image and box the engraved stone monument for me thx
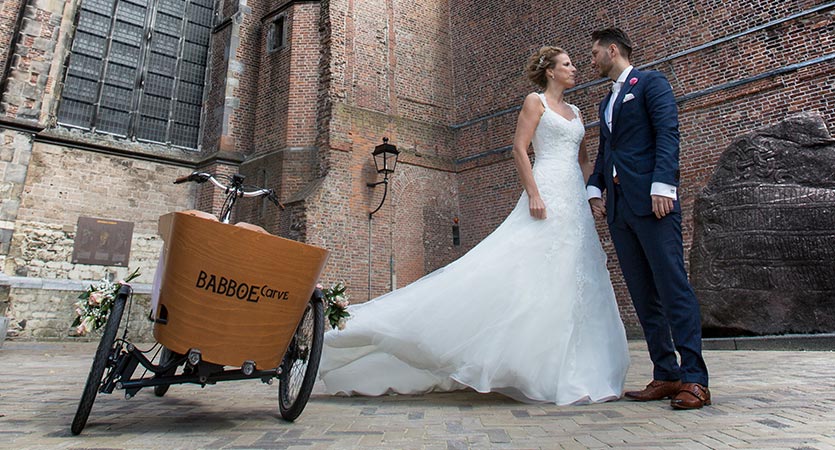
[691,113,835,336]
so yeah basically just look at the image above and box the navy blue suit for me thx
[588,68,708,386]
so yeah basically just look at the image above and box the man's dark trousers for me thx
[609,183,708,386]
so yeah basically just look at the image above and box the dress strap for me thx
[537,93,550,111]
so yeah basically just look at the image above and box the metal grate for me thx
[58,0,210,149]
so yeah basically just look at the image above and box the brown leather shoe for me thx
[671,383,711,410]
[624,380,682,401]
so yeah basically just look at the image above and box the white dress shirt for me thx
[587,65,677,201]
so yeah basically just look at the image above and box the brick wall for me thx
[309,0,459,300]
[0,0,24,83]
[0,0,65,122]
[448,0,835,336]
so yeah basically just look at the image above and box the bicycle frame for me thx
[105,288,324,399]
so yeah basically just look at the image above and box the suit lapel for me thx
[610,68,640,134]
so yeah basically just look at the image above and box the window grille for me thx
[57,0,213,149]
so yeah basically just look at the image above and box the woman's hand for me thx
[529,195,547,220]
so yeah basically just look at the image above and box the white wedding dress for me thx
[320,94,629,405]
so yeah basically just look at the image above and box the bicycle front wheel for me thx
[70,287,129,435]
[278,298,324,421]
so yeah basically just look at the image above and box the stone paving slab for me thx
[1,341,834,449]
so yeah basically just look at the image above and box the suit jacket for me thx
[587,68,681,224]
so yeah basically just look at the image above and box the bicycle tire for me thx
[70,288,129,435]
[153,347,177,397]
[278,298,324,421]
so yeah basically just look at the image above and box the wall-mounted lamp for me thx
[367,137,399,218]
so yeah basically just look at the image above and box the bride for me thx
[319,47,629,405]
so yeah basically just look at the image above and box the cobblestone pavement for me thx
[1,341,834,449]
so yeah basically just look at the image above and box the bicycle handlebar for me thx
[174,171,284,209]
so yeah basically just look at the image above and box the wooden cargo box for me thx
[153,212,329,368]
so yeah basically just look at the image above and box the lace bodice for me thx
[531,94,585,163]
[529,94,587,206]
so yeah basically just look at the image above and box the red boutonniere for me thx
[629,77,638,86]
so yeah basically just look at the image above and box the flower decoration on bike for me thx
[320,282,351,330]
[72,268,140,336]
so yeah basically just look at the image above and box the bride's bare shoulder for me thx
[521,93,545,112]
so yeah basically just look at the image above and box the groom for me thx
[586,28,710,409]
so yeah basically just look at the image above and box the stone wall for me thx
[0,141,192,340]
[3,281,153,340]
[0,128,32,268]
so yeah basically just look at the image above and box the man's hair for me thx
[592,27,633,60]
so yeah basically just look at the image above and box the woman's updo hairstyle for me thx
[526,46,565,89]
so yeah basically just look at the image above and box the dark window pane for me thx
[97,107,131,135]
[185,21,209,45]
[140,94,171,119]
[109,41,141,66]
[182,41,207,65]
[67,53,103,80]
[113,20,144,47]
[151,32,179,55]
[115,1,148,27]
[176,81,202,104]
[136,115,167,142]
[144,72,174,97]
[157,0,185,17]
[147,52,176,76]
[100,84,134,111]
[81,0,115,15]
[178,60,204,84]
[170,123,198,148]
[155,12,183,37]
[78,10,112,37]
[123,0,150,8]
[73,31,107,58]
[57,99,95,128]
[62,76,99,103]
[188,4,212,27]
[191,0,213,10]
[103,62,138,88]
[173,101,200,126]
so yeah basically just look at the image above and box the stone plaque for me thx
[72,217,134,266]
[691,113,835,337]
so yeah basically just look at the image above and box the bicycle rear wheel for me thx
[70,286,129,435]
[278,298,324,421]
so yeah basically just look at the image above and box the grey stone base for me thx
[702,333,835,351]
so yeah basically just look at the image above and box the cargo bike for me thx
[71,172,330,435]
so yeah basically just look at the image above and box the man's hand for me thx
[589,197,606,219]
[651,195,674,219]
[529,195,547,220]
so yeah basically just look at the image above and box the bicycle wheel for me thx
[278,298,324,421]
[70,288,129,435]
[153,347,177,397]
